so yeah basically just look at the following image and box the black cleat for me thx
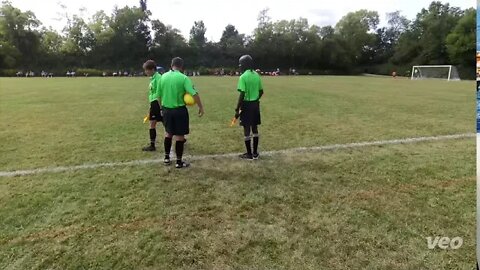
[175,161,190,169]
[142,145,156,152]
[253,153,259,160]
[239,153,253,160]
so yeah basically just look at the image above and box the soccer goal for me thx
[411,65,460,81]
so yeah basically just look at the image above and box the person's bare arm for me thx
[158,98,163,116]
[235,92,245,117]
[193,94,204,117]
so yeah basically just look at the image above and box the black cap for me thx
[239,55,253,71]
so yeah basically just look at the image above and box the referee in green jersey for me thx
[158,57,204,168]
[235,55,263,160]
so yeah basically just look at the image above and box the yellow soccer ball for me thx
[184,93,195,106]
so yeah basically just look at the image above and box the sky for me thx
[477,0,480,51]
[8,0,476,42]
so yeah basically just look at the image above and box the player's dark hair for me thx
[171,57,184,69]
[143,60,156,71]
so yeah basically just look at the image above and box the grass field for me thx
[0,76,475,269]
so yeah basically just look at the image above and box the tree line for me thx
[0,0,475,78]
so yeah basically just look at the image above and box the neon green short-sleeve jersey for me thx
[148,72,162,102]
[237,70,263,101]
[159,70,198,108]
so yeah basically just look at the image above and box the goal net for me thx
[411,65,460,81]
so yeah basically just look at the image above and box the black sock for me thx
[176,140,185,164]
[244,139,252,155]
[164,137,172,158]
[253,135,259,154]
[149,129,156,146]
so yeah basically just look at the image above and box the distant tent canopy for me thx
[156,66,165,73]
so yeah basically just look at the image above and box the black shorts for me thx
[163,106,189,136]
[149,101,162,122]
[240,101,261,127]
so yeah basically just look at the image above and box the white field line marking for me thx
[0,133,474,178]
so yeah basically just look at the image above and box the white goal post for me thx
[411,65,460,81]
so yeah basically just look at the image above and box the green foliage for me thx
[0,68,18,76]
[219,24,246,66]
[0,1,475,78]
[150,20,188,65]
[446,8,475,67]
[0,40,20,68]
[335,9,380,65]
[392,1,463,66]
[105,6,151,69]
[61,15,94,56]
[0,1,41,68]
[189,20,207,48]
